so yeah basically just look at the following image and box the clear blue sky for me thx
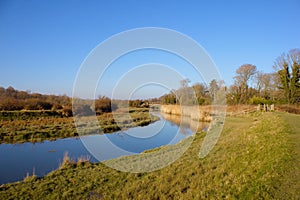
[0,0,299,98]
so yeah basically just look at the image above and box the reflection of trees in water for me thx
[161,113,210,133]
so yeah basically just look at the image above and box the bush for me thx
[277,105,300,114]
[248,97,274,105]
[95,96,117,114]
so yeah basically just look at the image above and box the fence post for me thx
[270,104,274,111]
[257,104,261,111]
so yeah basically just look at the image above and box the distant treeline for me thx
[74,97,150,116]
[0,86,71,111]
[161,49,300,105]
[0,87,151,115]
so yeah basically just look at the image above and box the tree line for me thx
[0,87,71,111]
[0,87,151,116]
[161,49,300,105]
[1,49,299,112]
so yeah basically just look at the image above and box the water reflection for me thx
[160,113,210,133]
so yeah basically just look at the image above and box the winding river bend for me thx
[0,114,208,185]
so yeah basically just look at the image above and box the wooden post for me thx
[257,104,261,111]
[270,104,274,111]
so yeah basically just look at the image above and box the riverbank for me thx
[160,105,213,122]
[160,105,259,122]
[0,108,159,144]
[1,112,298,199]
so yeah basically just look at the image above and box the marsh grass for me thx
[0,108,159,143]
[59,152,91,169]
[160,105,212,122]
[23,168,37,183]
[0,112,299,199]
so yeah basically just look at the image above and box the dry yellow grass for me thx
[160,105,212,121]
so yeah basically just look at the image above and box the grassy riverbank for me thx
[1,112,299,199]
[0,108,159,144]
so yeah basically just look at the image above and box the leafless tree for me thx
[233,64,257,103]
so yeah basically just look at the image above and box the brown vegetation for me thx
[0,86,70,111]
[276,104,300,114]
[0,108,159,144]
[160,105,212,122]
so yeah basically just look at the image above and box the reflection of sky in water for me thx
[0,138,94,185]
[0,114,207,184]
[81,117,193,161]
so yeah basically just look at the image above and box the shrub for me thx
[248,96,274,105]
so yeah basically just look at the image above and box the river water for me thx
[0,114,208,184]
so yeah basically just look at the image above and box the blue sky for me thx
[0,0,299,99]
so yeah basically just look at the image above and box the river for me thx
[0,114,208,184]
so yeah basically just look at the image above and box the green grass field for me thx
[0,112,299,199]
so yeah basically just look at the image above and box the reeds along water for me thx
[160,105,212,122]
[160,112,209,133]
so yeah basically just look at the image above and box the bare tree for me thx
[209,79,219,101]
[233,64,257,103]
[255,71,264,95]
[192,83,208,105]
[177,79,193,105]
[255,72,272,99]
